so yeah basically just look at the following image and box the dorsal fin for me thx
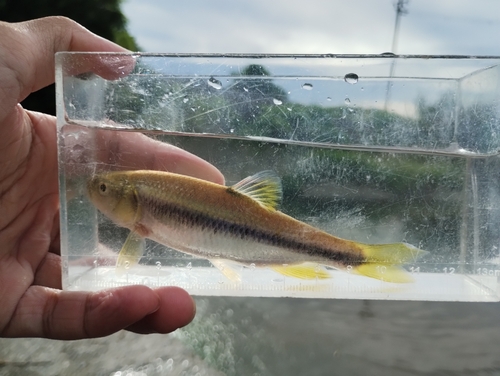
[230,171,282,210]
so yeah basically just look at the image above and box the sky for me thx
[121,0,500,55]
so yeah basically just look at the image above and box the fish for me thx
[87,170,426,283]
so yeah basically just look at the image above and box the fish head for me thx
[87,172,138,228]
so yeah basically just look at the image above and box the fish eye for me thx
[99,183,107,194]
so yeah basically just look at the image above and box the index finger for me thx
[13,16,132,96]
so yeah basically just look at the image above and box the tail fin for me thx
[355,243,427,283]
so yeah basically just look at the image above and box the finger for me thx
[126,287,196,334]
[61,123,225,185]
[0,16,133,113]
[33,253,62,289]
[95,129,226,184]
[2,285,172,339]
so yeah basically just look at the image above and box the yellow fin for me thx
[355,264,414,283]
[360,242,428,264]
[210,259,242,282]
[271,263,331,280]
[355,242,428,283]
[230,171,282,210]
[116,231,146,276]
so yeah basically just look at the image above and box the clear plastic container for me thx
[56,53,500,301]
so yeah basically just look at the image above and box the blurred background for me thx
[2,1,500,375]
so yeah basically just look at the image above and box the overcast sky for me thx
[122,0,500,55]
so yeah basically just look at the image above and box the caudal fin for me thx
[355,243,427,283]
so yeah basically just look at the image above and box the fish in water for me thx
[87,170,426,282]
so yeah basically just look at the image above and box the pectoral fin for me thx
[116,231,146,276]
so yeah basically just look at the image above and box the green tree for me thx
[0,0,139,115]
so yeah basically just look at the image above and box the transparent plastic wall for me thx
[56,53,500,301]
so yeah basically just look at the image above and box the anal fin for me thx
[271,263,331,280]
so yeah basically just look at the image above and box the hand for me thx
[0,17,224,339]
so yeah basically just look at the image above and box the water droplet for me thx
[326,97,332,101]
[344,98,351,104]
[243,86,249,92]
[207,77,222,90]
[250,263,256,270]
[344,73,359,84]
[182,359,189,368]
[302,83,313,90]
[226,309,234,317]
[187,262,192,270]
[229,128,235,133]
[183,97,189,103]
[156,261,162,270]
[273,98,282,105]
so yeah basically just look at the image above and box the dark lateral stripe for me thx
[141,194,364,265]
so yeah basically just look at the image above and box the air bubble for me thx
[326,97,332,101]
[344,98,351,104]
[344,73,359,84]
[302,83,313,90]
[183,97,189,103]
[187,262,192,270]
[156,261,162,270]
[250,263,256,270]
[208,77,222,90]
[273,98,282,105]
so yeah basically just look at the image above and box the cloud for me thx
[122,0,500,56]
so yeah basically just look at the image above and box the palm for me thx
[0,17,223,339]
